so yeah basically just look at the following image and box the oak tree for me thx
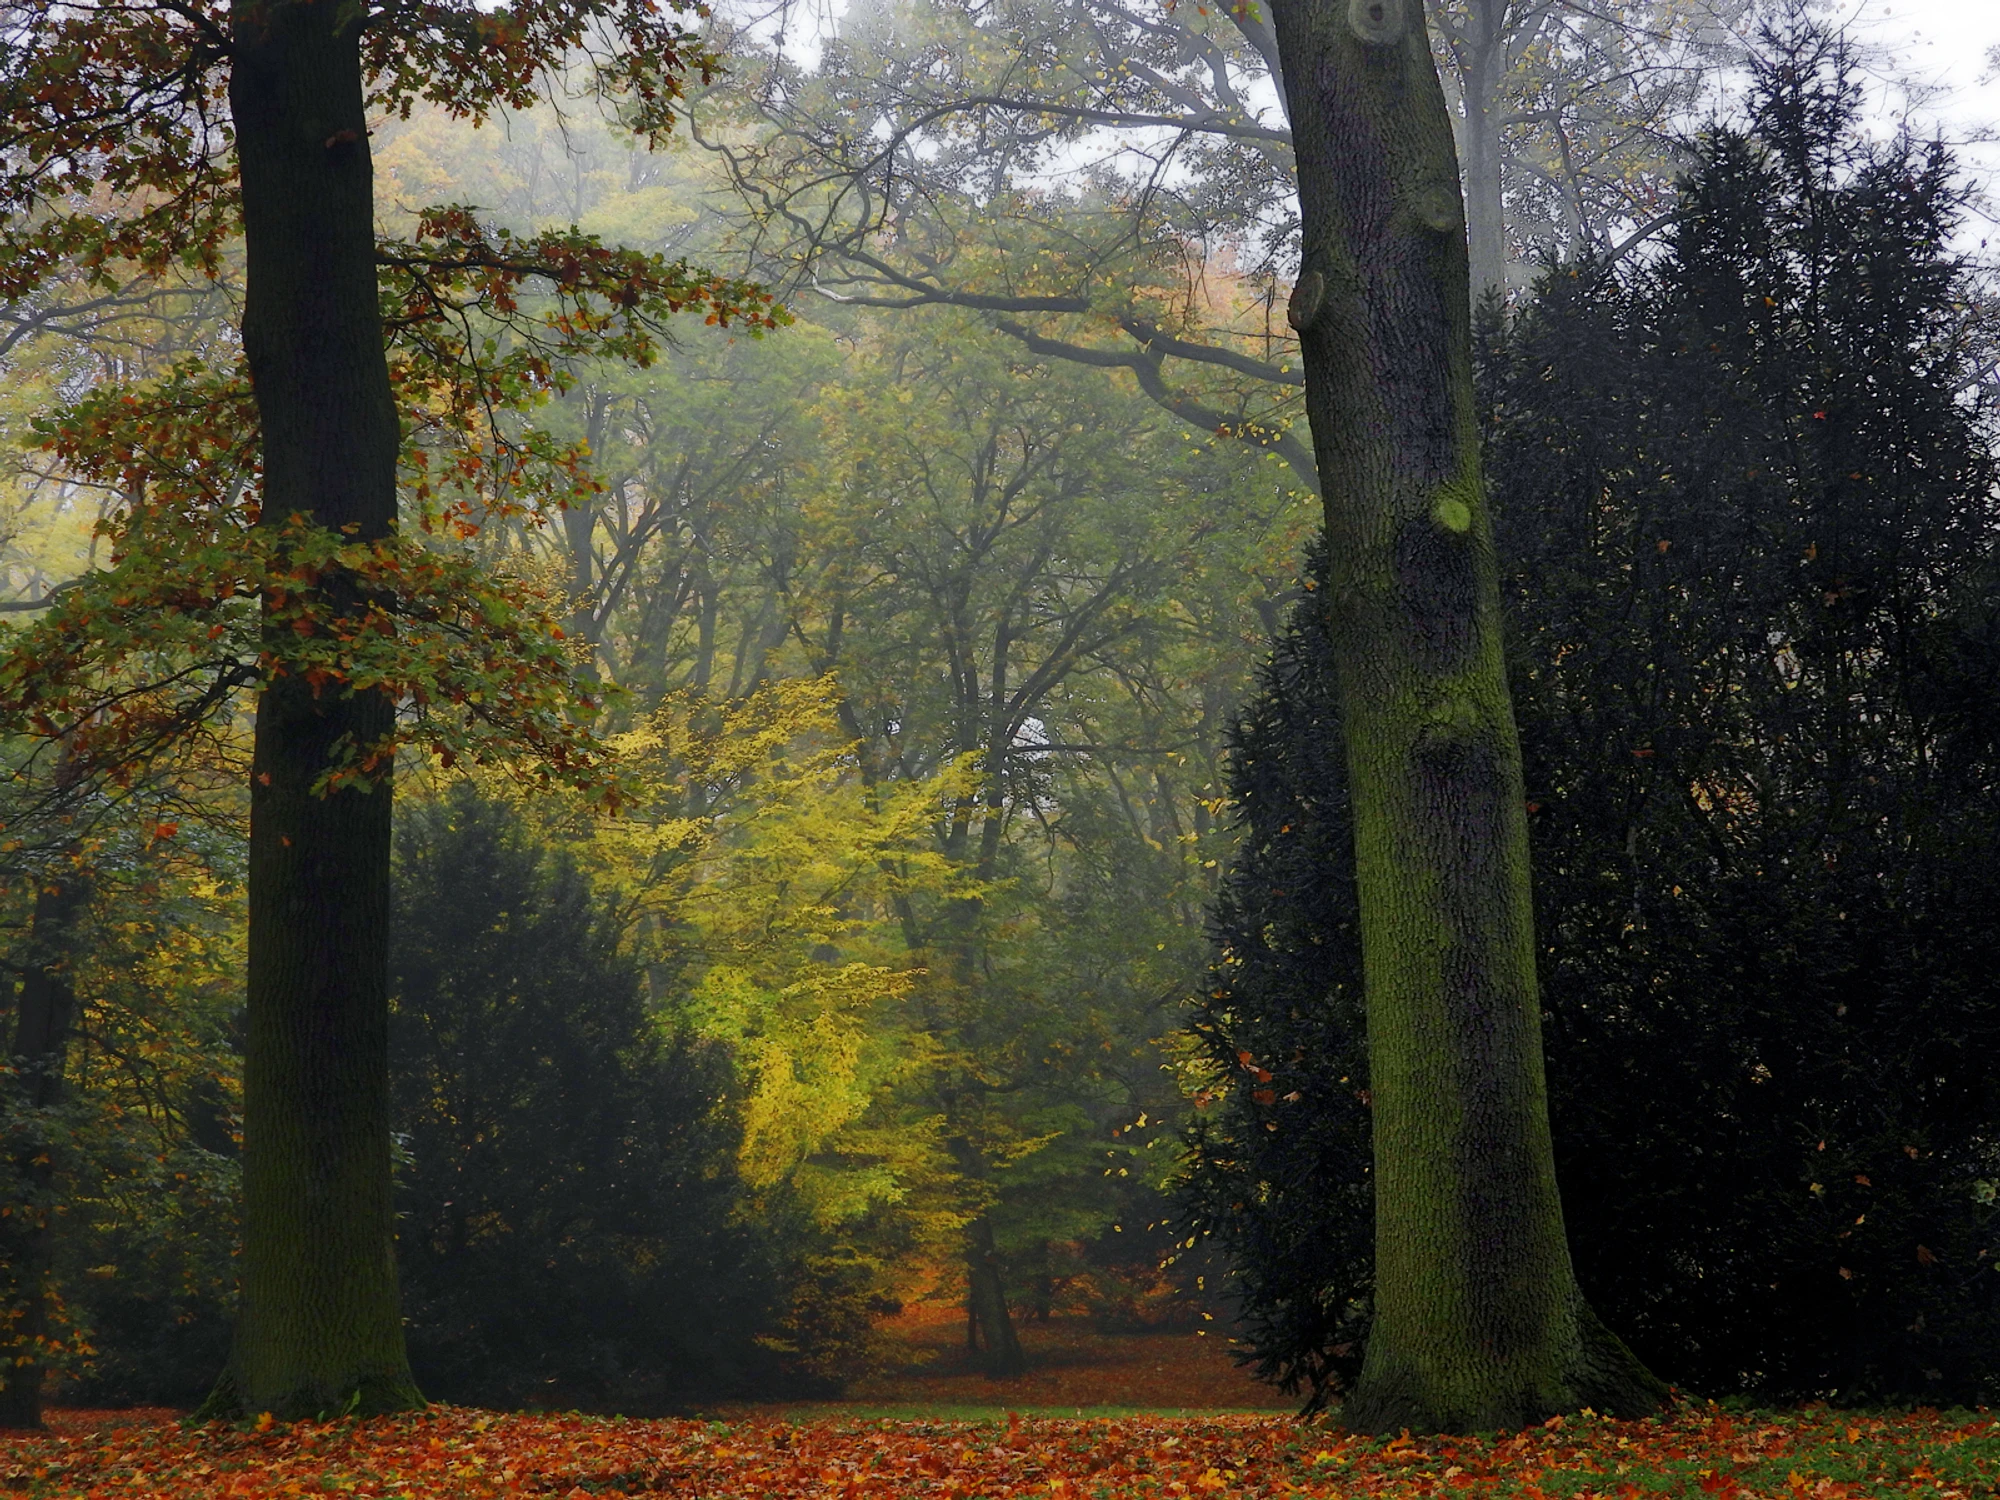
[1258,0,1663,1432]
[0,0,774,1419]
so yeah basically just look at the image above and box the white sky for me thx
[1848,0,2000,232]
[1858,0,1997,100]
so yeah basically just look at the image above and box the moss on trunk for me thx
[1261,0,1666,1433]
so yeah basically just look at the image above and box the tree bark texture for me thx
[1264,0,1664,1432]
[0,874,88,1430]
[206,0,421,1418]
[965,1213,1027,1376]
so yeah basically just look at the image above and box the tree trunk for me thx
[0,873,89,1430]
[965,1213,1026,1376]
[204,0,421,1418]
[1452,4,1509,304]
[1265,0,1664,1432]
[946,1123,1025,1376]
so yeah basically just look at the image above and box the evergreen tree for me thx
[391,786,781,1409]
[1185,18,2000,1409]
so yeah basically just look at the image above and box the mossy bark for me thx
[1262,0,1665,1432]
[202,0,421,1419]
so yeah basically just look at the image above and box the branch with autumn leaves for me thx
[0,204,788,819]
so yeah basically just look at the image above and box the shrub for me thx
[391,785,784,1410]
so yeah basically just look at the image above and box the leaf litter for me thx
[2,1400,1995,1498]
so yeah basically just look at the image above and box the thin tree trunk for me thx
[1455,22,1509,303]
[563,502,599,649]
[1265,0,1664,1432]
[0,874,89,1430]
[948,741,1029,1376]
[946,1124,1025,1376]
[965,1214,1026,1376]
[204,0,421,1418]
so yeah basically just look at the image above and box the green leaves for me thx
[383,204,787,523]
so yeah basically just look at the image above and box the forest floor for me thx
[5,1398,1994,1498]
[724,1301,1296,1418]
[8,1317,1994,1497]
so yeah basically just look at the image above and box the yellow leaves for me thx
[728,974,888,1194]
[451,675,971,1242]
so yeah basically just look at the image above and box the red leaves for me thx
[1,1402,1992,1499]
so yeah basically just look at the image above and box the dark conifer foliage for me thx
[390,787,780,1410]
[1180,540,1374,1407]
[1183,20,2000,1409]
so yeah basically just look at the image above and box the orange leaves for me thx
[0,0,238,303]
[1,0,727,304]
[0,1403,1994,1500]
[0,498,625,809]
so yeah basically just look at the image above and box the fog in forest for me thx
[3,0,1999,1440]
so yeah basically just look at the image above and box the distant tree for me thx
[1184,18,2000,1409]
[1427,0,1748,299]
[701,0,1751,493]
[390,785,779,1409]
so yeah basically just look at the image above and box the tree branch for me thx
[995,320,1319,493]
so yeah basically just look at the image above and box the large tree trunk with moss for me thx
[1263,0,1665,1433]
[203,0,421,1419]
[0,873,89,1430]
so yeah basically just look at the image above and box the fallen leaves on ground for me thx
[789,1309,1294,1414]
[2,1401,1994,1498]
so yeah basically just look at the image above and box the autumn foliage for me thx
[3,1401,1998,1498]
